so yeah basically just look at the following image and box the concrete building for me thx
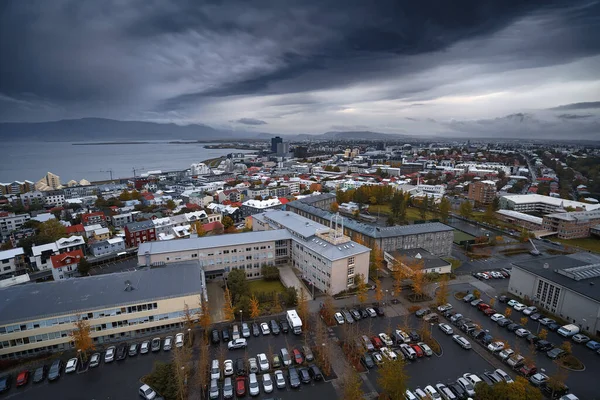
[50,249,84,280]
[81,212,108,227]
[542,210,600,239]
[0,213,31,238]
[20,191,45,207]
[0,265,204,359]
[43,191,65,207]
[35,172,61,191]
[125,220,157,247]
[90,238,126,257]
[56,236,86,254]
[0,181,34,195]
[111,213,134,228]
[495,210,544,231]
[240,198,285,217]
[271,136,282,153]
[384,248,452,275]
[500,194,600,214]
[30,243,59,271]
[468,180,497,205]
[509,253,600,336]
[287,200,454,256]
[0,248,27,280]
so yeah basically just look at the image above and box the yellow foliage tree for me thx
[435,276,450,306]
[70,315,94,362]
[223,287,235,321]
[374,278,384,303]
[505,307,512,318]
[297,290,309,327]
[538,328,548,340]
[356,273,368,304]
[250,294,261,320]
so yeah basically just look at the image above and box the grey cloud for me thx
[556,113,593,119]
[549,101,600,111]
[231,118,267,125]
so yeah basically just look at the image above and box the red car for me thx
[519,364,537,377]
[371,336,384,349]
[293,348,304,365]
[235,376,246,397]
[483,308,496,316]
[478,303,490,311]
[410,344,424,358]
[16,370,29,387]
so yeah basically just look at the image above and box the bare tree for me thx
[195,342,210,400]
[172,344,192,400]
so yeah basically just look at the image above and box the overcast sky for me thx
[1,0,599,138]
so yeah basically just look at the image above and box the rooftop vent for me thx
[124,280,135,292]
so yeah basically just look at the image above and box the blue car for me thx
[586,340,600,351]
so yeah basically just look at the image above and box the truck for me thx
[286,310,302,335]
[557,324,580,337]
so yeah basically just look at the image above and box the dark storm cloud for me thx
[0,0,599,130]
[556,114,593,119]
[231,118,267,125]
[549,101,600,110]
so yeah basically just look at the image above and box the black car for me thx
[48,360,63,381]
[222,328,231,342]
[530,313,542,321]
[536,340,554,351]
[506,323,520,332]
[0,375,11,393]
[497,318,511,327]
[448,382,467,399]
[251,322,260,337]
[408,331,420,342]
[359,308,369,319]
[270,320,280,335]
[288,367,301,388]
[480,334,493,345]
[235,358,247,376]
[361,353,375,369]
[373,306,384,316]
[547,322,560,332]
[479,374,494,387]
[32,365,47,384]
[350,309,361,321]
[151,337,161,352]
[308,364,323,381]
[540,382,569,398]
[471,329,485,339]
[280,320,290,334]
[211,329,220,344]
[415,308,430,318]
[298,367,311,383]
[116,343,128,361]
[526,334,540,345]
[498,295,508,303]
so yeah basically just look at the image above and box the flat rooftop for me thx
[0,264,203,326]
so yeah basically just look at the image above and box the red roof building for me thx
[81,211,107,226]
[203,221,224,234]
[65,224,85,235]
[50,249,84,280]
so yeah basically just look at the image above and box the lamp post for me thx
[240,310,243,325]
[385,289,389,306]
[77,349,82,369]
[187,328,191,346]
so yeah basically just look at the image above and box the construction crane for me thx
[132,167,146,179]
[529,238,541,256]
[100,169,114,180]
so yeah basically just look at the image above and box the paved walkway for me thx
[279,265,313,300]
[206,282,226,323]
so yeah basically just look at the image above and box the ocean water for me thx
[0,141,252,183]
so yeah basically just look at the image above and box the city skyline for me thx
[1,1,599,138]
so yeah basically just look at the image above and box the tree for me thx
[172,344,192,400]
[321,293,336,325]
[119,190,132,201]
[330,202,339,213]
[261,265,279,280]
[271,292,283,313]
[250,294,261,320]
[235,295,252,317]
[193,221,206,237]
[182,303,197,332]
[560,341,572,354]
[489,297,496,308]
[374,278,384,303]
[223,287,235,321]
[70,315,94,362]
[473,289,481,300]
[77,257,91,276]
[435,276,449,306]
[341,369,365,400]
[504,306,512,318]
[283,287,298,306]
[195,343,210,398]
[198,297,212,341]
[297,290,309,328]
[392,262,405,298]
[520,317,529,327]
[227,269,249,303]
[38,219,67,242]
[546,363,569,399]
[439,197,451,222]
[538,328,548,340]
[166,199,177,210]
[459,201,473,218]
[405,257,426,300]
[369,242,384,278]
[484,203,495,222]
[222,216,234,230]
[145,361,179,400]
[475,378,542,400]
[356,273,368,304]
[377,358,409,400]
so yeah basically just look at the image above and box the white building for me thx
[30,243,59,271]
[0,248,27,278]
[500,194,600,214]
[44,193,65,207]
[90,237,126,257]
[0,213,31,238]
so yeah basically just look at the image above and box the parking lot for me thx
[445,283,598,400]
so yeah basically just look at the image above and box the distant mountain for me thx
[0,118,241,142]
[294,130,409,140]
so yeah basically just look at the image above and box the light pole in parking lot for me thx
[240,310,243,325]
[187,328,191,346]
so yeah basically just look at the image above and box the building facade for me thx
[468,180,497,205]
[542,210,600,239]
[495,210,544,231]
[111,213,134,228]
[0,265,204,359]
[500,194,600,214]
[0,213,31,238]
[90,238,126,257]
[125,221,157,247]
[0,248,27,280]
[384,248,452,275]
[50,249,84,280]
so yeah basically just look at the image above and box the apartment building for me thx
[111,212,134,228]
[81,211,108,227]
[50,249,84,280]
[0,265,204,360]
[20,191,45,207]
[240,198,285,217]
[90,237,126,257]
[0,181,34,195]
[500,194,600,214]
[30,243,59,271]
[0,213,31,238]
[496,210,543,231]
[124,221,156,247]
[468,180,497,205]
[0,248,27,279]
[43,191,65,207]
[542,210,600,239]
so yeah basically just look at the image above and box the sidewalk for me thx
[279,265,313,300]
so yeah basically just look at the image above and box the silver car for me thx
[223,377,233,399]
[274,370,286,389]
[248,373,260,396]
[89,353,101,368]
[209,378,219,400]
[104,346,116,363]
[262,373,273,393]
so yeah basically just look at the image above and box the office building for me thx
[500,194,600,214]
[495,210,543,231]
[542,210,600,239]
[0,213,31,238]
[0,265,204,359]
[384,248,452,275]
[468,180,497,205]
[271,136,282,153]
[509,253,600,336]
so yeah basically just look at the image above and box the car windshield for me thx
[34,369,43,378]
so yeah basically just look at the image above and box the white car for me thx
[65,358,78,373]
[378,333,393,346]
[210,359,221,380]
[523,306,538,315]
[438,323,453,335]
[248,373,260,396]
[104,346,116,363]
[495,368,513,384]
[417,342,433,356]
[487,341,505,352]
[530,372,549,386]
[463,373,483,387]
[274,370,286,389]
[262,373,273,393]
[490,313,505,322]
[515,328,530,337]
[139,384,157,400]
[257,353,270,372]
[453,335,471,350]
[227,338,247,350]
[334,312,345,324]
[437,303,452,312]
[572,334,590,343]
[372,352,384,365]
[380,347,398,361]
[539,317,556,326]
[224,359,234,376]
[456,377,475,397]
[175,333,184,348]
[507,299,518,307]
[424,385,441,400]
[140,341,150,354]
[260,322,270,335]
[498,348,515,360]
[89,353,101,368]
[513,303,526,311]
[366,307,377,317]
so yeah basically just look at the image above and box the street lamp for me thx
[385,289,389,306]
[240,310,243,325]
[187,328,191,346]
[77,349,82,368]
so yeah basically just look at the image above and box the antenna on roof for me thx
[124,280,135,292]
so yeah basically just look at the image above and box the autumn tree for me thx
[271,292,283,313]
[182,303,197,332]
[192,221,206,237]
[439,197,451,223]
[473,289,481,299]
[222,216,234,230]
[459,200,473,218]
[227,268,249,303]
[341,368,365,400]
[374,278,384,303]
[538,328,548,340]
[546,363,569,399]
[250,294,261,320]
[297,290,309,328]
[520,317,529,327]
[475,378,542,400]
[166,199,177,210]
[484,203,496,223]
[435,276,449,306]
[223,287,235,321]
[504,306,512,318]
[369,242,384,278]
[356,273,368,304]
[560,341,572,354]
[489,297,496,308]
[407,258,426,300]
[70,315,95,362]
[330,202,339,213]
[173,344,192,400]
[377,358,409,400]
[195,342,210,398]
[392,261,405,298]
[198,297,211,342]
[39,219,67,242]
[321,293,336,325]
[313,318,332,375]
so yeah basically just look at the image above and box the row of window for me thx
[0,302,160,335]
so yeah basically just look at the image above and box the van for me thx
[280,348,292,366]
[557,324,580,337]
[210,359,220,380]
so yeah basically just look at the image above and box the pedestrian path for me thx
[279,265,313,300]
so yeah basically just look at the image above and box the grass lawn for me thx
[248,279,286,294]
[405,207,438,221]
[443,257,462,271]
[554,237,600,254]
[453,230,476,244]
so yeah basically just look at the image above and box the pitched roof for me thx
[65,224,85,234]
[50,249,84,269]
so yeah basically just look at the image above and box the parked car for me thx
[221,328,231,342]
[48,360,63,381]
[586,340,600,350]
[139,384,158,400]
[288,367,301,388]
[366,307,377,317]
[463,294,475,302]
[361,353,375,369]
[262,372,273,393]
[495,368,514,383]
[227,338,247,350]
[498,348,514,361]
[523,306,538,315]
[308,364,323,381]
[241,323,251,338]
[15,370,29,387]
[89,353,101,368]
[280,320,290,334]
[379,333,394,346]
[292,348,304,365]
[487,342,505,352]
[362,335,375,352]
[399,344,416,360]
[507,299,519,307]
[547,348,566,360]
[507,354,525,369]
[539,317,555,326]
[298,367,311,384]
[224,359,234,376]
[209,379,219,400]
[140,341,150,354]
[536,340,554,351]
[302,346,314,362]
[251,322,260,337]
[272,354,281,368]
[129,343,139,356]
[439,323,453,335]
[453,335,471,349]
[235,377,246,397]
[151,337,161,351]
[437,303,453,312]
[211,359,221,380]
[423,313,439,322]
[235,358,247,376]
[260,322,270,335]
[274,370,286,389]
[456,377,475,397]
[529,313,542,321]
[257,353,270,372]
[526,334,540,345]
[394,329,411,344]
[248,373,260,396]
[32,365,47,383]
[373,306,384,316]
[547,322,561,332]
[0,375,11,393]
[175,333,184,348]
[470,299,483,307]
[417,342,432,356]
[163,336,173,351]
[248,357,258,374]
[372,352,384,365]
[104,346,116,363]
[359,308,369,319]
[572,333,590,343]
[497,318,511,327]
[223,377,234,399]
[116,343,128,360]
[63,359,76,373]
[408,331,421,342]
[416,308,431,318]
[334,312,345,324]
[518,363,537,377]
[350,308,361,320]
[280,348,292,366]
[342,309,354,323]
[410,344,424,358]
[515,328,530,337]
[380,347,398,361]
[529,372,549,387]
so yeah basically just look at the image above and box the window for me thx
[347,266,355,276]
[348,257,355,266]
[347,277,354,286]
